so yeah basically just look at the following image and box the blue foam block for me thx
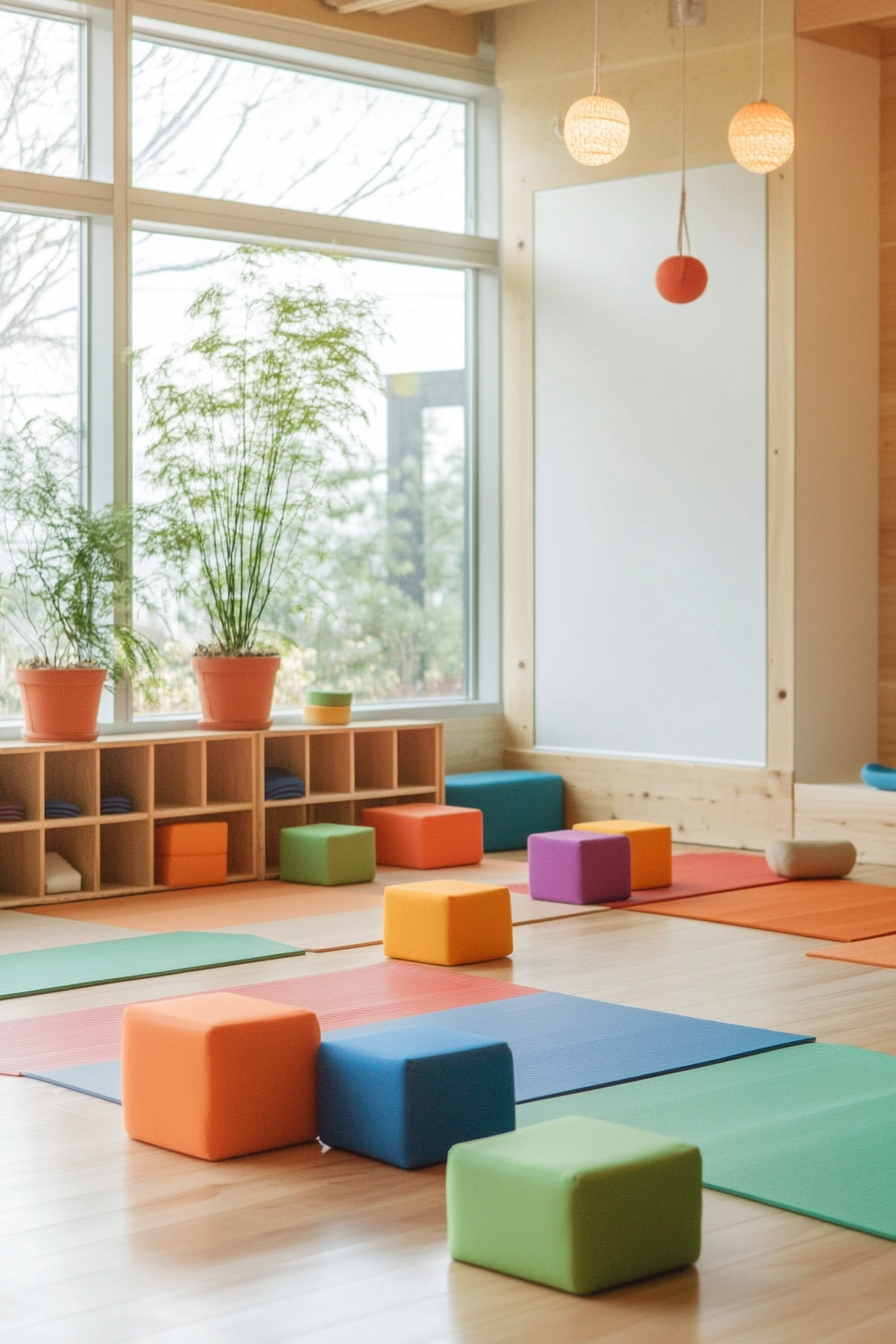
[317,1024,515,1168]
[444,770,564,851]
[24,1059,122,1104]
[326,993,813,1104]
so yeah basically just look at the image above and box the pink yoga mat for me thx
[510,851,788,908]
[0,961,539,1076]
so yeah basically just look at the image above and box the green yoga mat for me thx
[0,932,304,999]
[518,1042,896,1241]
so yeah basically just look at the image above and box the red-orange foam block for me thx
[155,821,228,888]
[122,991,320,1160]
[360,803,484,870]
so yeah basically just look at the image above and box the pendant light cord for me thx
[592,0,600,96]
[759,0,766,101]
[677,15,691,257]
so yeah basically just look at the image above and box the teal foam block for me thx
[444,770,564,851]
[518,1042,896,1241]
[0,932,304,1000]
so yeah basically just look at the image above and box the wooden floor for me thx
[4,859,896,1341]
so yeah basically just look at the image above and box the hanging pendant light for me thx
[656,16,708,304]
[563,0,630,167]
[729,0,794,173]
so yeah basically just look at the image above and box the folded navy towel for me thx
[45,799,81,819]
[101,795,133,815]
[264,766,305,800]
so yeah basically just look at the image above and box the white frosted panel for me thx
[534,164,766,765]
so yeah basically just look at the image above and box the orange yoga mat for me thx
[25,860,528,932]
[806,933,896,968]
[634,880,896,942]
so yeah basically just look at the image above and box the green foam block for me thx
[306,690,353,706]
[447,1115,702,1295]
[0,931,304,1000]
[518,1042,896,1242]
[280,823,376,885]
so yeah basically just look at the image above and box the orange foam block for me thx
[573,820,672,890]
[155,821,228,888]
[383,880,513,966]
[122,992,320,1160]
[360,803,483,870]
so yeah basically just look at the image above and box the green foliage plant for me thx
[0,421,159,686]
[139,247,379,658]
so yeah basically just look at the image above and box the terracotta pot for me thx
[192,655,281,731]
[15,666,107,743]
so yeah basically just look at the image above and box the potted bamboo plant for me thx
[0,424,158,741]
[139,249,377,730]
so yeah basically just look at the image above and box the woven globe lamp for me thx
[564,94,630,166]
[563,0,629,168]
[728,99,794,174]
[730,1,794,174]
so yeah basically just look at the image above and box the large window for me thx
[0,0,499,727]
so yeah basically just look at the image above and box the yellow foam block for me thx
[383,880,513,966]
[572,820,673,889]
[303,704,351,726]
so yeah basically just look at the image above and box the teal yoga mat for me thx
[518,1042,896,1241]
[0,932,304,999]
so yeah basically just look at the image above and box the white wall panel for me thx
[534,163,767,765]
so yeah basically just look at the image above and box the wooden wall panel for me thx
[443,714,504,773]
[881,55,896,762]
[505,748,793,849]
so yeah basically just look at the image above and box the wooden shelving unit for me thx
[260,722,443,877]
[0,720,443,908]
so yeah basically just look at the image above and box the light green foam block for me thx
[0,931,304,999]
[518,1042,896,1242]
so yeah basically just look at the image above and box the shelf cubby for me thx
[353,729,397,792]
[44,747,98,818]
[0,750,40,824]
[307,731,351,796]
[0,829,42,900]
[100,819,152,892]
[307,800,354,826]
[264,802,306,873]
[207,735,255,807]
[397,727,439,788]
[154,740,204,810]
[263,732,308,787]
[100,742,151,816]
[45,823,99,895]
[209,807,256,880]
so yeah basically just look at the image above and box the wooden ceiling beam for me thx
[801,22,883,57]
[796,0,896,33]
[323,0,535,13]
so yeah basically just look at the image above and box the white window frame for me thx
[0,0,501,734]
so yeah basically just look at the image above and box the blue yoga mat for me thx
[26,1059,122,1104]
[325,993,813,1103]
[26,992,812,1107]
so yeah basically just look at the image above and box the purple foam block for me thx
[527,830,631,905]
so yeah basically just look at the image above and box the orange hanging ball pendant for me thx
[656,255,708,304]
